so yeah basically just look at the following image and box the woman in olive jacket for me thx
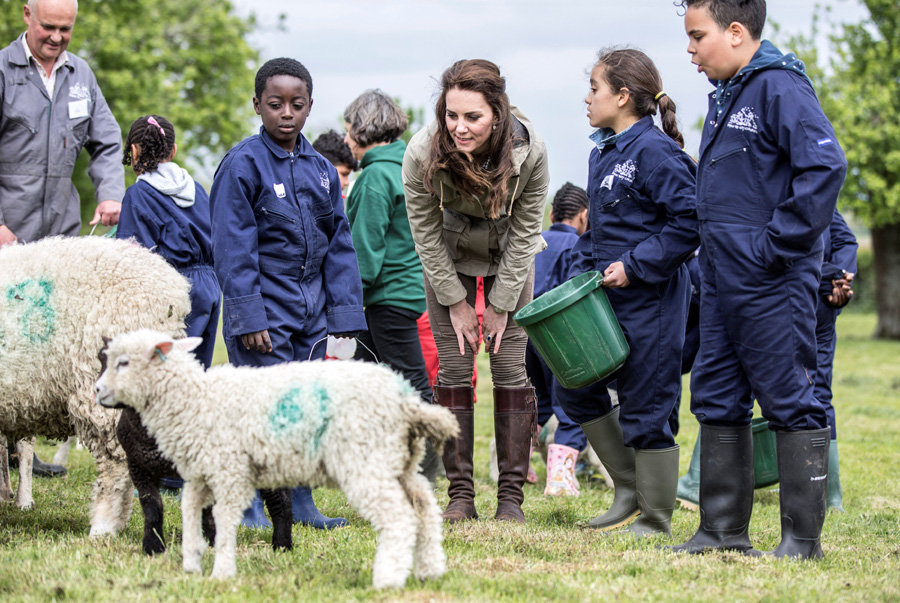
[402,59,549,523]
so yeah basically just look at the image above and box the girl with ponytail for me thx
[552,48,700,537]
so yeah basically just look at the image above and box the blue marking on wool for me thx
[269,387,305,436]
[268,382,332,453]
[311,382,331,453]
[817,138,833,147]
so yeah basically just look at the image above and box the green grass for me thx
[2,313,898,601]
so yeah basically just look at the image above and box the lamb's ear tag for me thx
[152,341,175,362]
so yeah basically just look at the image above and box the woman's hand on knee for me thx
[482,305,508,354]
[449,300,480,355]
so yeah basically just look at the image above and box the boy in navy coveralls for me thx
[672,0,847,559]
[210,58,367,530]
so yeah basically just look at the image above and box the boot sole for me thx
[589,509,640,531]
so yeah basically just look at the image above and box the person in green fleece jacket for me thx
[343,89,441,481]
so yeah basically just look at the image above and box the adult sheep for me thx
[96,329,460,589]
[0,236,190,535]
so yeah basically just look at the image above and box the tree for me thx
[791,0,900,339]
[1,0,259,226]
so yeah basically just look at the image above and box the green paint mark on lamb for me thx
[6,279,55,343]
[268,381,332,451]
[269,387,305,436]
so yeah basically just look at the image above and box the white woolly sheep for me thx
[0,236,190,535]
[96,329,460,589]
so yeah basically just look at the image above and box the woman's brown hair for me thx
[594,48,684,148]
[423,59,517,219]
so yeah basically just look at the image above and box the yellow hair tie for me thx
[655,91,667,101]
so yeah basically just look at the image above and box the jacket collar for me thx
[11,33,72,72]
[258,126,315,158]
[590,115,653,153]
[549,223,578,234]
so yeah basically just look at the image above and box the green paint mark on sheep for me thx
[268,382,331,452]
[269,387,305,436]
[6,279,55,343]
[394,374,417,398]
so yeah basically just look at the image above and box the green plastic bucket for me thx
[752,418,779,488]
[514,271,629,389]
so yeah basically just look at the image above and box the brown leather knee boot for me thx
[434,385,477,523]
[493,386,538,523]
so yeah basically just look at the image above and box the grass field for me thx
[1,313,897,601]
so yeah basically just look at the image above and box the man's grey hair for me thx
[28,0,79,13]
[343,89,409,147]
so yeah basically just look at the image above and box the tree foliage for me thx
[0,0,259,200]
[795,0,900,228]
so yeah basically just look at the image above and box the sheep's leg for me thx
[260,487,293,551]
[0,434,14,502]
[400,471,446,581]
[52,436,76,466]
[210,486,255,579]
[182,481,210,573]
[343,477,417,589]
[14,438,35,510]
[86,437,133,537]
[131,460,166,555]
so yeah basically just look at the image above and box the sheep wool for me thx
[0,236,190,534]
[97,329,460,588]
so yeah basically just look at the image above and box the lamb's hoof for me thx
[89,520,117,537]
[372,571,409,590]
[413,562,446,582]
[15,499,34,510]
[210,564,236,579]
[183,560,202,574]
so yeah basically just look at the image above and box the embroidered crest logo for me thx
[727,107,759,133]
[612,159,637,184]
[319,171,330,191]
[68,82,90,100]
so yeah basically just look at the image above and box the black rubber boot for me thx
[627,445,679,536]
[769,428,830,559]
[580,407,640,530]
[31,453,67,478]
[669,424,755,554]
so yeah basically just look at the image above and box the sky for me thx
[230,0,869,196]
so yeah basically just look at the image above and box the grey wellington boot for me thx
[826,439,844,512]
[676,430,701,511]
[580,407,639,530]
[627,445,680,536]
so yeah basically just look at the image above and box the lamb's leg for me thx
[131,459,166,555]
[0,434,14,502]
[210,486,255,579]
[14,438,35,509]
[260,487,293,551]
[343,477,417,589]
[400,471,446,581]
[182,481,209,573]
[52,436,76,466]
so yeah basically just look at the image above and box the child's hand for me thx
[827,272,854,308]
[242,329,273,353]
[601,262,630,288]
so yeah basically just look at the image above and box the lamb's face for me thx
[95,344,137,411]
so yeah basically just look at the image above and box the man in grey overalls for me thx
[1,0,125,476]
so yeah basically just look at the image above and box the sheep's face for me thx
[96,347,138,411]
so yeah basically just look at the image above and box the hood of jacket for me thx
[137,161,196,208]
[360,138,406,170]
[712,40,808,116]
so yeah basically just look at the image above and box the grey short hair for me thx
[29,0,79,12]
[343,89,408,147]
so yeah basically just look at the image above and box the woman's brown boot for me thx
[433,385,478,523]
[493,386,538,522]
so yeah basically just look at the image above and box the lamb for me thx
[96,329,460,589]
[0,236,191,536]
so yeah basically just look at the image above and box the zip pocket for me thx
[260,206,296,223]
[709,146,747,165]
[600,192,632,210]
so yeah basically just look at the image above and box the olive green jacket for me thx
[402,107,549,312]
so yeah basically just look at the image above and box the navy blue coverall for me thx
[816,209,858,439]
[117,179,221,368]
[209,127,367,367]
[526,222,587,451]
[555,116,699,450]
[688,42,848,430]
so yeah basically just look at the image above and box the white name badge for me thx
[273,182,286,198]
[68,99,89,119]
[601,174,615,190]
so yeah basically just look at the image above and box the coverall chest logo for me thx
[612,159,637,184]
[727,107,759,134]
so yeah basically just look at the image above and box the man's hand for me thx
[90,200,121,227]
[0,224,18,247]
